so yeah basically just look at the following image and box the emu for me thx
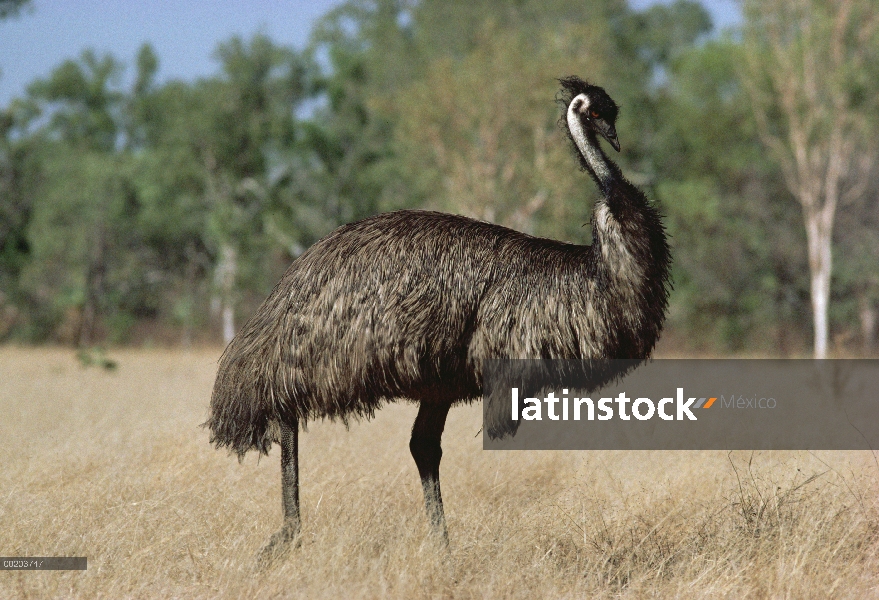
[206,77,670,560]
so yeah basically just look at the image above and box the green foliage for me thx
[650,36,810,350]
[0,0,29,19]
[76,346,118,370]
[2,0,877,353]
[389,21,609,241]
[625,0,712,66]
[26,50,125,152]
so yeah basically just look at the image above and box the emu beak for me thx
[606,132,620,152]
[600,124,620,152]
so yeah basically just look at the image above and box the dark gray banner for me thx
[1,557,87,570]
[482,359,879,450]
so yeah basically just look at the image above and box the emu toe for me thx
[255,521,302,568]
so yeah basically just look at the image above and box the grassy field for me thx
[1,347,878,599]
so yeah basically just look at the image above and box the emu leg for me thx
[279,418,301,533]
[409,402,452,543]
[257,417,301,565]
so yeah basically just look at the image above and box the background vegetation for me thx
[2,0,878,356]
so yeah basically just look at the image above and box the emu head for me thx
[559,76,620,153]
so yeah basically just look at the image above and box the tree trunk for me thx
[222,303,235,346]
[215,244,238,345]
[858,293,876,355]
[181,243,198,348]
[804,204,834,359]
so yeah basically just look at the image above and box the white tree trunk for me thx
[804,204,834,359]
[222,303,235,346]
[215,244,238,345]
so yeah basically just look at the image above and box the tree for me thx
[834,194,879,353]
[188,35,312,343]
[741,0,879,358]
[26,50,125,152]
[0,0,29,19]
[300,0,416,235]
[0,99,42,339]
[314,0,666,242]
[390,21,613,239]
[20,150,137,345]
[3,35,317,345]
[19,51,132,344]
[650,34,814,353]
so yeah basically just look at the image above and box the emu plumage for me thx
[206,77,671,559]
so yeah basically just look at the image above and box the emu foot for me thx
[424,526,453,571]
[255,521,301,569]
[426,521,450,550]
[433,530,450,550]
[425,505,449,548]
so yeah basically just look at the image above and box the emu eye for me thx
[591,111,599,118]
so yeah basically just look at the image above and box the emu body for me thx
[207,77,670,558]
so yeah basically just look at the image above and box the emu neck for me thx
[565,111,668,358]
[566,108,617,195]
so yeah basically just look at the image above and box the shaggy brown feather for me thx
[206,77,670,458]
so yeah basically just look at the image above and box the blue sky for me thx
[0,0,740,107]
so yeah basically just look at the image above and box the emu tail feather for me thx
[205,296,297,458]
[205,347,280,459]
[484,386,520,440]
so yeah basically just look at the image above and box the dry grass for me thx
[1,347,878,599]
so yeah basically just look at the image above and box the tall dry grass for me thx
[1,347,878,598]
